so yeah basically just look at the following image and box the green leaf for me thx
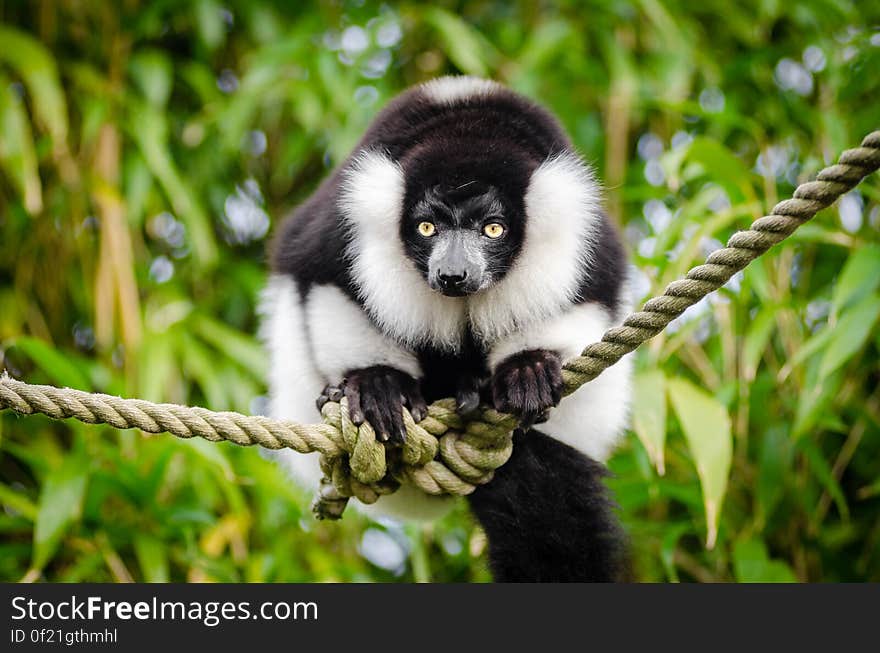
[733,539,797,582]
[8,337,90,389]
[831,245,880,315]
[667,377,732,549]
[756,427,791,528]
[191,314,267,380]
[685,137,756,204]
[632,369,667,474]
[798,439,848,520]
[127,101,218,266]
[134,534,170,582]
[0,483,37,521]
[793,366,843,439]
[818,293,880,380]
[0,25,69,147]
[129,49,173,108]
[785,325,835,374]
[741,305,777,381]
[31,450,90,571]
[423,8,494,76]
[0,74,42,214]
[195,0,226,50]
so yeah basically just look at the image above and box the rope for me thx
[1,130,878,519]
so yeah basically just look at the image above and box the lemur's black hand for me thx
[491,349,563,427]
[328,366,426,445]
[455,374,483,418]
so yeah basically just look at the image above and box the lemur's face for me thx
[401,181,525,297]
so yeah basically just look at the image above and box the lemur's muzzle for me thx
[429,231,486,296]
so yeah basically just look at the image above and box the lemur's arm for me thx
[304,284,425,444]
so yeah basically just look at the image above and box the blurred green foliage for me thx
[0,0,878,582]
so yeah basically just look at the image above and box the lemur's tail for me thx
[468,428,631,582]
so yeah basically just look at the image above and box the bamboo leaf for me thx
[818,293,880,380]
[129,49,173,108]
[632,369,667,474]
[831,246,880,315]
[741,305,777,381]
[798,439,848,520]
[423,8,494,76]
[685,137,756,204]
[127,101,218,266]
[31,450,90,571]
[8,337,90,390]
[0,77,42,214]
[667,377,732,548]
[0,25,68,146]
[733,539,797,582]
[191,314,267,380]
[134,534,170,582]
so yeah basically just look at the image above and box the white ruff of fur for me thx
[339,151,466,351]
[469,152,602,345]
[420,75,503,104]
[306,284,422,381]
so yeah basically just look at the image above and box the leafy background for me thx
[1,0,878,582]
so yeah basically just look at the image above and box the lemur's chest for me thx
[415,327,489,402]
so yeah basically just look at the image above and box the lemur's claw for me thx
[340,366,425,446]
[491,349,563,427]
[315,384,344,411]
[456,388,481,417]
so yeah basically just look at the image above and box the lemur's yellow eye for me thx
[418,222,436,237]
[483,223,505,238]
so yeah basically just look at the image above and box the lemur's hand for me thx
[491,349,563,427]
[455,374,483,418]
[318,366,426,446]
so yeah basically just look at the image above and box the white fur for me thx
[420,76,503,104]
[468,152,602,344]
[487,302,612,369]
[259,275,326,492]
[339,151,467,351]
[542,354,632,462]
[489,302,633,462]
[306,284,421,381]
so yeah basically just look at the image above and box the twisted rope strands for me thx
[0,130,878,519]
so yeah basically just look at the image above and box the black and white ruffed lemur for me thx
[262,76,633,582]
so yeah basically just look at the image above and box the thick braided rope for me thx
[561,130,880,392]
[0,130,877,519]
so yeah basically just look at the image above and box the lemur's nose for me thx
[438,271,468,290]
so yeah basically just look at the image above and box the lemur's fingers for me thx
[378,372,407,445]
[532,409,551,425]
[316,383,344,412]
[343,379,366,426]
[402,382,428,423]
[341,366,416,445]
[491,349,563,422]
[456,388,481,417]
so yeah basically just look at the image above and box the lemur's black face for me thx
[401,180,526,297]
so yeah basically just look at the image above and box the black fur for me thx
[270,80,630,582]
[468,429,629,582]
